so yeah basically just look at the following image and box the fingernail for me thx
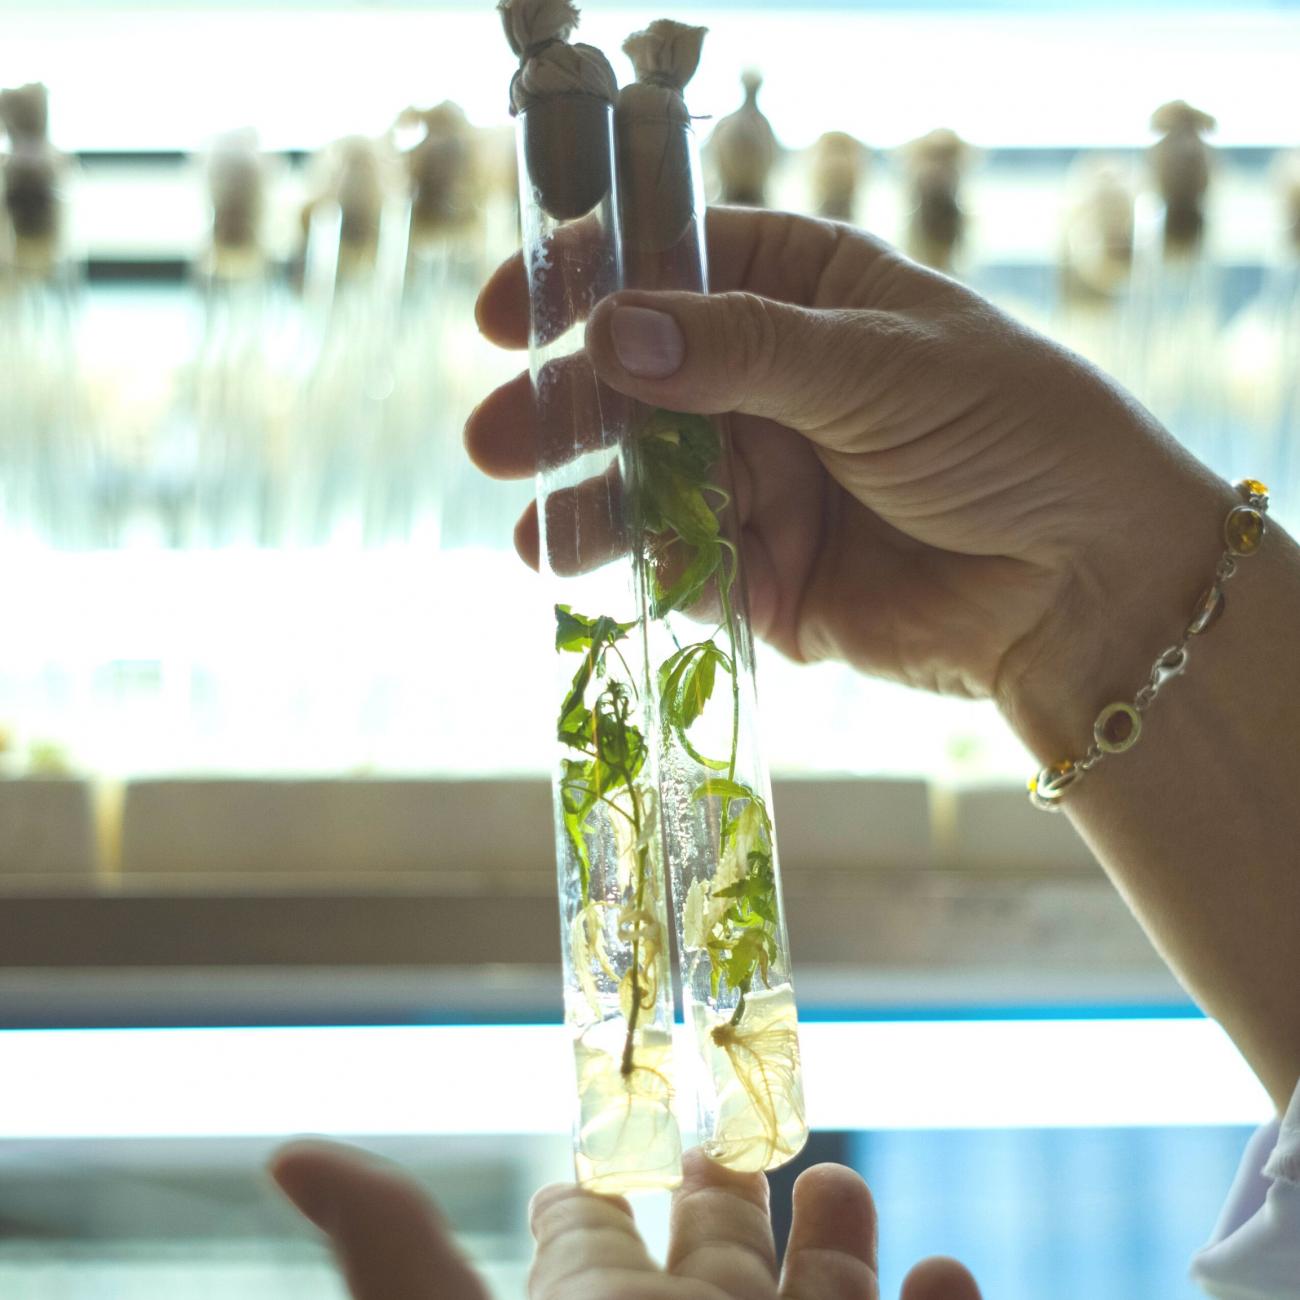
[610,306,685,379]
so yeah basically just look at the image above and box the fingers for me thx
[515,499,540,569]
[539,463,628,576]
[465,369,535,480]
[475,216,613,352]
[528,1183,656,1300]
[473,206,907,353]
[465,354,626,482]
[900,1257,983,1300]
[584,290,900,444]
[666,1148,779,1298]
[476,250,529,350]
[270,1139,489,1300]
[779,1164,879,1300]
[470,217,827,355]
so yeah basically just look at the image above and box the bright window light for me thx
[0,7,1297,150]
[0,1018,1271,1141]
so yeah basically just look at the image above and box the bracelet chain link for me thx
[1028,478,1271,812]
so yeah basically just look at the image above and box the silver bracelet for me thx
[1029,478,1271,811]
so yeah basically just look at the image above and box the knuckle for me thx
[865,310,937,374]
[717,292,781,394]
[530,1193,640,1252]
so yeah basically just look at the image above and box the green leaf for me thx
[652,540,722,617]
[557,701,592,750]
[555,622,648,903]
[555,605,635,654]
[641,409,721,482]
[660,642,728,729]
[637,420,722,549]
[694,777,753,803]
[554,605,590,652]
[664,481,722,545]
[678,644,718,729]
[555,606,638,748]
[558,660,595,744]
[656,643,731,772]
[559,759,596,896]
[592,686,647,782]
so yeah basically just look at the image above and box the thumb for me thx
[585,289,891,439]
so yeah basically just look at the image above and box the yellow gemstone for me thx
[1224,506,1265,557]
[1032,760,1077,800]
[1236,478,1269,503]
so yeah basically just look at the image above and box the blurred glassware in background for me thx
[0,82,88,553]
[707,70,778,207]
[902,127,972,274]
[1122,102,1226,476]
[0,17,1297,844]
[1223,150,1300,496]
[810,129,870,224]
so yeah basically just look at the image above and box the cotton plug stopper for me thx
[499,0,618,221]
[617,20,708,254]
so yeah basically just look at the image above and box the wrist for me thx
[995,448,1232,767]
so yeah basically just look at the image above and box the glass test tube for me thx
[517,96,683,1194]
[617,104,809,1172]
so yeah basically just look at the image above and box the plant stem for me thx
[620,768,647,1077]
[621,843,650,1077]
[728,985,750,1028]
[610,643,638,696]
[717,503,749,1032]
[718,578,741,786]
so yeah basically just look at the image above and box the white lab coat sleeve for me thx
[1191,1078,1300,1298]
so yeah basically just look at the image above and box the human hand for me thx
[272,1141,981,1299]
[466,207,1227,750]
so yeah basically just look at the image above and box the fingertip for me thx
[584,291,689,391]
[268,1144,324,1222]
[476,252,530,349]
[268,1138,383,1231]
[514,502,540,571]
[268,1137,363,1186]
[901,1256,983,1300]
[462,369,538,480]
[789,1163,877,1272]
[528,1182,635,1240]
[792,1162,875,1221]
[268,1136,345,1179]
[678,1146,770,1211]
[527,1183,574,1233]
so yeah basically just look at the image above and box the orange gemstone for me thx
[1224,506,1265,557]
[1236,478,1269,503]
[1186,585,1225,636]
[1032,760,1078,799]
